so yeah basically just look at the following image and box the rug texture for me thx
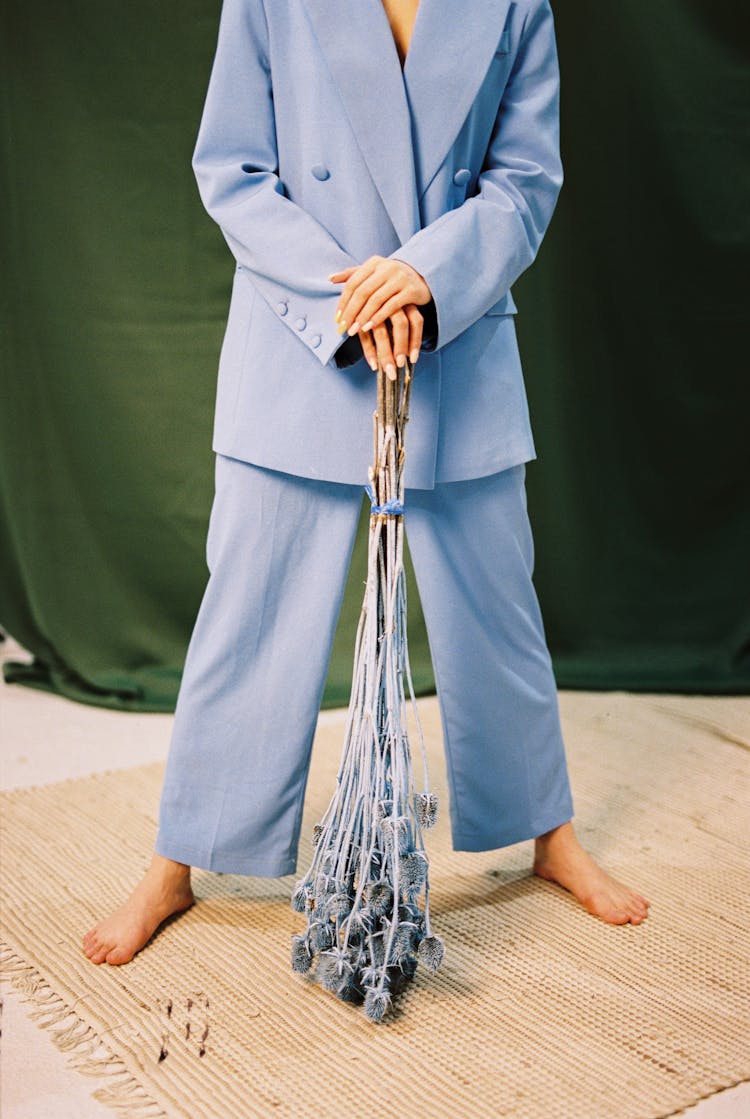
[1,692,749,1119]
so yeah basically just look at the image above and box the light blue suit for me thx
[193,0,563,489]
[155,0,575,877]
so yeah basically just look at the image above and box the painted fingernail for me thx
[369,359,378,371]
[347,321,360,335]
[396,353,406,367]
[362,320,373,332]
[335,309,342,321]
[409,349,419,364]
[386,362,396,379]
[336,321,347,334]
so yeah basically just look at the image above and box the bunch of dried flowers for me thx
[290,356,444,1022]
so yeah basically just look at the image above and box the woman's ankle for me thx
[149,852,192,879]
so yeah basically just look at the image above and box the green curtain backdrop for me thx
[1,1,748,711]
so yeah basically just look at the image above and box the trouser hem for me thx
[451,807,574,853]
[153,836,297,879]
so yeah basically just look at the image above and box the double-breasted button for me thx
[453,167,471,186]
[310,333,322,348]
[277,300,288,316]
[311,164,330,181]
[295,316,307,331]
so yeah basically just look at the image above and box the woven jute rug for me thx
[1,692,749,1119]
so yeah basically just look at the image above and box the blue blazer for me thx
[192,0,563,489]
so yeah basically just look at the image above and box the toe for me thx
[105,945,132,966]
[90,943,112,964]
[586,894,630,924]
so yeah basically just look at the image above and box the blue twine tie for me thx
[365,483,405,516]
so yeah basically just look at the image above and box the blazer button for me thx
[295,316,307,331]
[310,334,322,348]
[453,167,471,186]
[310,164,330,181]
[277,300,288,316]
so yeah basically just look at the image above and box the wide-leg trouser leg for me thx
[404,463,575,851]
[154,454,363,877]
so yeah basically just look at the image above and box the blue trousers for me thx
[154,453,575,877]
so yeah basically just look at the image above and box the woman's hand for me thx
[328,256,432,379]
[350,305,426,379]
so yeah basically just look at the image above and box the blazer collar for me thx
[304,0,512,244]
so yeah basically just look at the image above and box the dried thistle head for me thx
[312,823,324,846]
[307,920,334,954]
[336,976,365,1004]
[290,934,313,974]
[400,851,428,890]
[390,921,418,964]
[381,814,410,855]
[325,891,352,919]
[366,880,394,917]
[364,986,392,1023]
[417,934,445,974]
[413,791,439,829]
[290,881,310,913]
[358,964,384,988]
[317,947,354,992]
[377,798,393,820]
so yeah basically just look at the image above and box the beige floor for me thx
[1,632,748,1119]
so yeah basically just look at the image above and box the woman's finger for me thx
[333,257,381,327]
[327,266,357,282]
[340,276,396,336]
[359,330,379,372]
[389,309,410,369]
[405,304,424,364]
[372,322,397,381]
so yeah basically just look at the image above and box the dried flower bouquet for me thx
[290,355,444,1022]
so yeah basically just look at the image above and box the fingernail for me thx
[410,349,419,364]
[362,320,373,332]
[396,353,405,367]
[369,359,378,371]
[347,321,360,335]
[386,362,396,379]
[335,309,342,321]
[336,322,347,334]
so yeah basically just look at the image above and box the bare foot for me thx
[533,821,650,925]
[82,854,195,965]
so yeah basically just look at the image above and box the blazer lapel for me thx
[404,0,513,193]
[305,0,420,244]
[304,0,512,244]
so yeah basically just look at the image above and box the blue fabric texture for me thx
[154,455,574,877]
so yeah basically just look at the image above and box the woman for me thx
[83,0,648,967]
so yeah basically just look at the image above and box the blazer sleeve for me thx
[191,0,358,368]
[388,0,564,352]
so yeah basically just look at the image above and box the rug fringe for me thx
[0,942,168,1118]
